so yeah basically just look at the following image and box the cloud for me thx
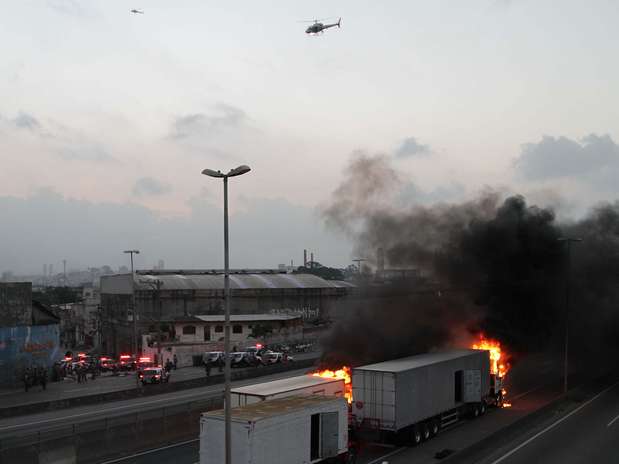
[395,136,431,158]
[515,134,619,191]
[398,182,466,206]
[0,190,351,274]
[169,103,247,140]
[57,144,117,163]
[133,177,172,196]
[47,0,97,18]
[12,113,41,131]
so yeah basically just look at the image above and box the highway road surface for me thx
[0,367,314,439]
[469,378,619,464]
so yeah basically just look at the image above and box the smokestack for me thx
[304,249,307,268]
[310,252,314,269]
[377,247,385,277]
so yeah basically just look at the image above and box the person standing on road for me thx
[173,354,178,370]
[39,367,47,391]
[22,367,31,392]
[205,361,211,378]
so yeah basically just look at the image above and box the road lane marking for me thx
[366,446,406,464]
[489,380,619,464]
[607,413,619,427]
[99,438,199,463]
[509,385,544,401]
[0,368,310,432]
[0,389,222,431]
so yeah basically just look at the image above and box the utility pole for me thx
[557,237,582,395]
[140,279,164,364]
[124,249,140,389]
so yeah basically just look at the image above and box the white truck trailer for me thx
[200,395,349,464]
[351,349,500,445]
[230,375,346,407]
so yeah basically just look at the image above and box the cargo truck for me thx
[351,349,502,445]
[231,374,346,407]
[200,395,350,464]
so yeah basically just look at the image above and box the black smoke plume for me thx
[321,154,619,368]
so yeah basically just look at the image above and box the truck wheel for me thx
[473,405,480,418]
[480,402,486,415]
[421,423,431,441]
[412,426,422,446]
[430,420,440,436]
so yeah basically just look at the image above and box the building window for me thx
[215,325,223,333]
[232,325,243,334]
[182,325,196,335]
[204,326,211,341]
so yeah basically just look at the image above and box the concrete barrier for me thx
[0,357,319,419]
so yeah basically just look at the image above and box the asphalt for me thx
[472,379,619,464]
[0,351,319,411]
[0,366,315,439]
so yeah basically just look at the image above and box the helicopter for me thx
[303,17,341,34]
[130,9,144,14]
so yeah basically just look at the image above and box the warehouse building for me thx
[100,270,353,355]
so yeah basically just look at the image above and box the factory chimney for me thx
[304,249,307,268]
[310,252,314,269]
[377,247,385,279]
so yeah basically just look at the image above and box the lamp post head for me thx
[202,165,251,179]
[123,250,140,254]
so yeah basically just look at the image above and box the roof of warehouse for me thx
[205,395,345,422]
[355,350,485,373]
[133,273,354,291]
[188,314,301,323]
[231,375,344,397]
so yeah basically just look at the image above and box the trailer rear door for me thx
[463,369,482,402]
[320,412,339,458]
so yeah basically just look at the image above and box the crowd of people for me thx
[21,366,47,392]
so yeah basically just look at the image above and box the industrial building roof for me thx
[132,273,354,291]
[205,395,345,422]
[354,350,484,373]
[231,375,344,397]
[191,314,301,323]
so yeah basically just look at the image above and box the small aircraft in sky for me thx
[303,17,341,34]
[130,9,144,14]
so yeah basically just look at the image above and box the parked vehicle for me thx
[99,357,117,372]
[119,354,137,371]
[203,351,224,365]
[201,395,349,464]
[262,352,285,364]
[139,367,170,385]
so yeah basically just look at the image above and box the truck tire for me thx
[421,423,431,441]
[473,404,480,418]
[480,402,486,415]
[430,419,440,437]
[411,426,422,446]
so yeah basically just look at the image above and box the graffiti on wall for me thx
[0,324,60,386]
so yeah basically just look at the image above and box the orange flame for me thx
[312,366,352,403]
[471,335,510,379]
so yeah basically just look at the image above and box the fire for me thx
[471,335,510,379]
[312,366,352,403]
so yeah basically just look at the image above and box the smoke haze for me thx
[321,154,619,368]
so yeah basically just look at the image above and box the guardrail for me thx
[0,396,221,464]
[0,357,319,419]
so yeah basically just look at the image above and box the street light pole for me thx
[202,165,251,464]
[557,237,582,395]
[124,249,140,388]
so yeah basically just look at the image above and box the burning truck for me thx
[200,340,509,464]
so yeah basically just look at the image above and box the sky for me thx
[2,0,619,274]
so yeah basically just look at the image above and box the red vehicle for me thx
[119,354,137,371]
